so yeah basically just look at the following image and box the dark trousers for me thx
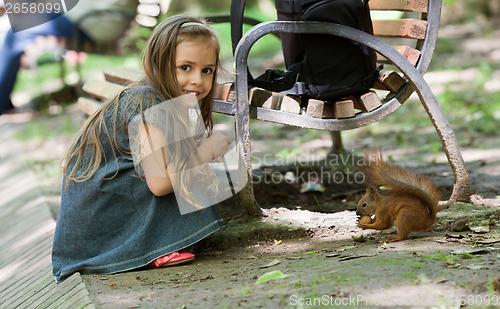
[0,14,81,114]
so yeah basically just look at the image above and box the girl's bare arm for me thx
[138,123,174,196]
[138,124,232,197]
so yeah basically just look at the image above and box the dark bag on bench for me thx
[232,0,381,102]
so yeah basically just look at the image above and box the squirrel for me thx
[356,150,442,241]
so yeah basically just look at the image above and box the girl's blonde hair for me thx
[63,16,221,187]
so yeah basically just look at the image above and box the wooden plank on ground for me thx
[0,125,95,309]
[48,283,94,309]
[29,274,89,309]
[369,0,428,12]
[0,227,53,268]
[5,270,53,308]
[0,260,52,300]
[37,274,91,309]
[373,19,427,39]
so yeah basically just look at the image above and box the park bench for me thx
[78,0,471,217]
[18,0,164,84]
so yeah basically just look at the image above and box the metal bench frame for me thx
[210,0,470,216]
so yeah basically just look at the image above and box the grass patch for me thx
[14,114,80,141]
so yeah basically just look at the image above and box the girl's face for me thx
[175,39,217,101]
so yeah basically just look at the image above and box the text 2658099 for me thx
[5,2,62,14]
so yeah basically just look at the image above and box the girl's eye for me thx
[202,68,213,74]
[180,65,191,71]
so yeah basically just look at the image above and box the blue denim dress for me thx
[52,90,223,282]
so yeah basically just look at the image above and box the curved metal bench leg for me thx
[234,77,263,217]
[413,82,471,205]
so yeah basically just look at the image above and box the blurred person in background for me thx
[0,0,137,115]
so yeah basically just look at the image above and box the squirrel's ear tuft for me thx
[368,185,377,198]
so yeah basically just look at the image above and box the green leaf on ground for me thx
[255,270,291,285]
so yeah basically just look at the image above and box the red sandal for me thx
[148,250,195,268]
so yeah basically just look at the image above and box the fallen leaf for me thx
[300,181,325,193]
[466,265,485,270]
[451,249,489,259]
[326,253,341,258]
[476,238,500,245]
[339,254,376,261]
[469,226,490,233]
[434,239,448,243]
[445,234,465,239]
[470,194,500,207]
[351,235,366,242]
[273,239,282,246]
[255,270,291,285]
[258,259,281,269]
[338,245,356,252]
[492,278,500,292]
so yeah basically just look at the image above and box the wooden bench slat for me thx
[305,99,324,118]
[78,97,102,115]
[354,91,382,112]
[322,99,356,119]
[377,45,421,66]
[135,15,158,27]
[373,19,427,39]
[369,0,428,13]
[379,70,406,92]
[279,95,301,114]
[137,3,160,17]
[82,79,125,101]
[215,83,235,102]
[248,87,271,107]
[104,67,143,85]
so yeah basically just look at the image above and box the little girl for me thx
[52,15,233,282]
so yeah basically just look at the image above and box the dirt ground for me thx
[3,11,500,309]
[6,102,499,309]
[79,171,500,309]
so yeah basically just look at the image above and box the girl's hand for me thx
[209,132,233,159]
[198,132,233,163]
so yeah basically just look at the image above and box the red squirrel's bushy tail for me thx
[361,150,442,216]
